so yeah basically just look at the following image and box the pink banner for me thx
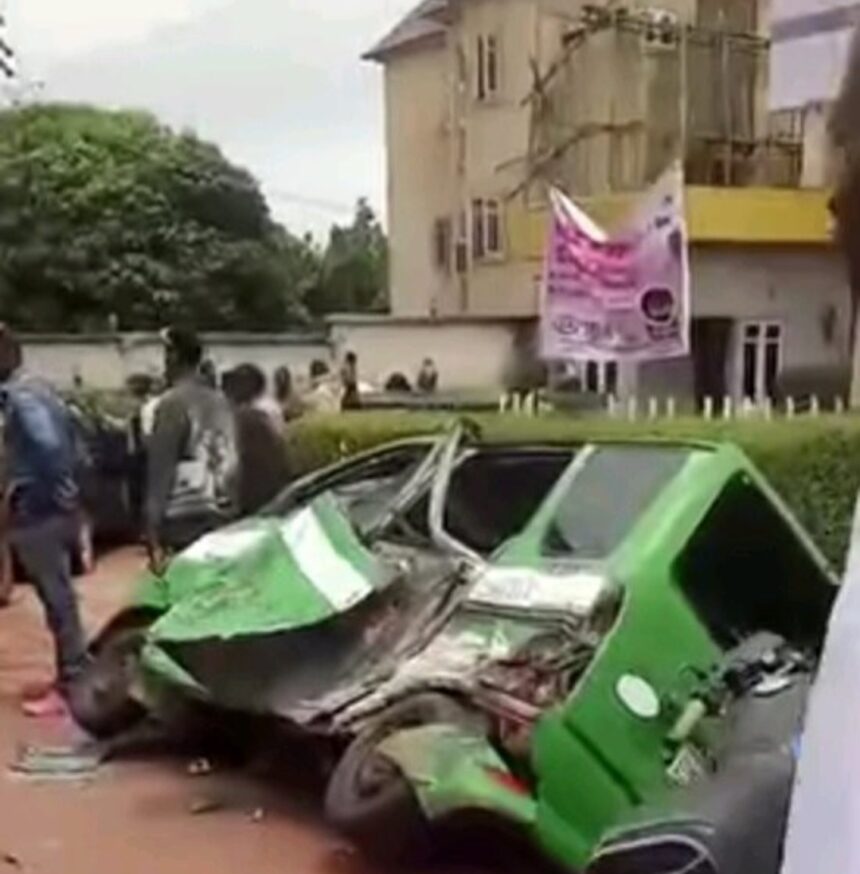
[541,164,690,362]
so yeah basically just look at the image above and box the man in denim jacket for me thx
[0,326,87,717]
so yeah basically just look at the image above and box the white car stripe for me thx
[467,567,606,615]
[279,508,374,611]
[182,529,268,563]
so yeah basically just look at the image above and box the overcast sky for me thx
[4,0,415,237]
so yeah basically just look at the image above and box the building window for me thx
[583,360,619,396]
[486,199,501,253]
[740,321,782,401]
[456,43,468,93]
[432,217,451,273]
[476,34,499,101]
[457,123,467,174]
[471,198,504,260]
[472,198,485,260]
[455,210,468,274]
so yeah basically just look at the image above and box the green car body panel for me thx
[116,437,833,871]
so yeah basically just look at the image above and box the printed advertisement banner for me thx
[540,163,690,363]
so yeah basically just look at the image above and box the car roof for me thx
[377,434,723,454]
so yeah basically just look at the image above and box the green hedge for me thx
[287,412,860,571]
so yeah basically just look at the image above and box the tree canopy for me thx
[310,198,388,316]
[0,104,389,332]
[0,104,315,331]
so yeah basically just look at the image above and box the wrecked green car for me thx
[72,426,836,873]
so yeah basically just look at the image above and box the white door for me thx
[739,321,783,401]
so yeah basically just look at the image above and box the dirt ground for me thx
[0,549,499,874]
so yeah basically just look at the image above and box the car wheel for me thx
[325,694,466,861]
[69,627,147,739]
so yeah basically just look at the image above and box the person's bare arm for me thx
[145,394,187,567]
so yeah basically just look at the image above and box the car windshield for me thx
[333,433,455,539]
[543,446,692,559]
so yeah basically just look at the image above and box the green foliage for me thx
[0,104,311,331]
[307,198,388,315]
[286,412,860,570]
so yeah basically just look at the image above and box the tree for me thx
[0,103,313,331]
[308,198,388,316]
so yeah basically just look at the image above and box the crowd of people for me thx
[0,324,440,719]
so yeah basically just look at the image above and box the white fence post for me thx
[607,395,618,418]
[648,397,659,420]
[667,396,677,420]
[786,396,796,419]
[763,398,774,421]
[836,396,846,416]
[723,396,734,421]
[627,396,639,422]
[810,395,821,417]
[703,396,714,421]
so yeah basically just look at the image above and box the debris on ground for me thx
[1,852,21,869]
[187,757,213,777]
[8,743,104,781]
[189,797,224,816]
[249,807,265,823]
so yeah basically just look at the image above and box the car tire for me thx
[69,627,148,739]
[325,694,466,861]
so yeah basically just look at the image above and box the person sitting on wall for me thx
[340,351,362,412]
[385,372,412,394]
[417,358,439,394]
[303,360,341,415]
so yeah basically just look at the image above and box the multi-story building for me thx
[365,0,851,405]
[366,0,604,319]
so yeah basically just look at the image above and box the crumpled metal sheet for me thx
[146,494,398,647]
[378,723,537,823]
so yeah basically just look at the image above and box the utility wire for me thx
[267,188,356,216]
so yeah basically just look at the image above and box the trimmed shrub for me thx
[286,412,860,571]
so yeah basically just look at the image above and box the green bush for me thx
[287,412,860,571]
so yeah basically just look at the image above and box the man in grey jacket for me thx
[146,327,238,568]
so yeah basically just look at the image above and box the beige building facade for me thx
[367,0,581,318]
[367,0,852,404]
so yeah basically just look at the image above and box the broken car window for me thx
[674,474,835,649]
[543,447,690,559]
[266,445,430,522]
[400,450,573,555]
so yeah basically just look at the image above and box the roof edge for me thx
[362,28,446,63]
[363,0,449,64]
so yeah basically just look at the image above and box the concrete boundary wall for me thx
[16,318,527,392]
[327,315,528,390]
[19,333,329,391]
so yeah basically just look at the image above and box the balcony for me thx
[506,186,834,262]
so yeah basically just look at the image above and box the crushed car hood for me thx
[143,555,608,728]
[148,494,400,646]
